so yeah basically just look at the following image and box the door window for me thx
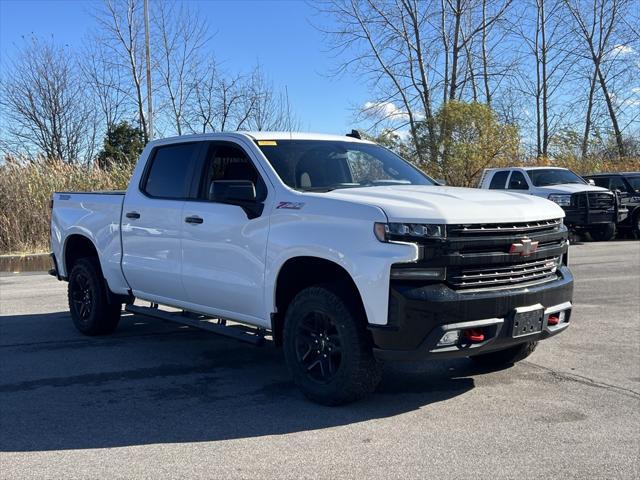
[142,143,201,199]
[508,171,529,190]
[200,143,267,201]
[609,177,627,192]
[489,171,509,189]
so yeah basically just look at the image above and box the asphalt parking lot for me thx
[1,241,639,479]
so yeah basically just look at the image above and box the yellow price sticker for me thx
[257,140,278,146]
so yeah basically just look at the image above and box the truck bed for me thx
[50,191,128,293]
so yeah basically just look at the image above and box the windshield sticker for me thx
[277,201,305,210]
[257,140,277,146]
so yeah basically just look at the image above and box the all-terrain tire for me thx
[67,257,121,335]
[282,285,382,405]
[589,223,616,241]
[470,341,538,369]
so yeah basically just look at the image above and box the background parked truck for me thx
[478,167,626,241]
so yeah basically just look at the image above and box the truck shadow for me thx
[0,311,476,453]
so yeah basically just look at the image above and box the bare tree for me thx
[0,37,96,163]
[443,0,512,101]
[153,0,209,136]
[94,0,149,141]
[240,66,299,131]
[563,0,635,157]
[81,42,128,137]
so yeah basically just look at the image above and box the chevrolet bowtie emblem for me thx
[509,238,539,256]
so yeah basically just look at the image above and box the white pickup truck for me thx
[50,132,573,405]
[478,166,624,241]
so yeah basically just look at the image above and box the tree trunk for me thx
[449,0,462,101]
[581,68,597,159]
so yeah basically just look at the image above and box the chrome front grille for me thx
[447,219,562,237]
[448,256,559,290]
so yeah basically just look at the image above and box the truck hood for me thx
[534,183,609,195]
[320,185,565,224]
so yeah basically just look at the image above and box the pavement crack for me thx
[524,361,640,400]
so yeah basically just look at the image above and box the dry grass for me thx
[0,159,132,254]
[0,155,638,254]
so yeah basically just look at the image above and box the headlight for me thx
[374,222,444,242]
[547,194,571,206]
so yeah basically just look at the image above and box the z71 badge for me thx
[276,202,305,210]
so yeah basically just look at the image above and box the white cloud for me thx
[363,101,411,121]
[611,44,635,56]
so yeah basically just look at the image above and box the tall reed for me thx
[0,159,132,254]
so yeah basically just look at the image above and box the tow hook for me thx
[547,314,560,326]
[463,329,485,343]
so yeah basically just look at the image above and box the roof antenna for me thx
[346,129,361,139]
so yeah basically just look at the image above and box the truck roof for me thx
[483,166,569,172]
[584,172,640,177]
[147,131,374,147]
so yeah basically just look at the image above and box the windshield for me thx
[526,169,587,187]
[627,176,640,192]
[256,140,435,191]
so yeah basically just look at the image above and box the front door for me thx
[180,141,271,326]
[121,141,202,301]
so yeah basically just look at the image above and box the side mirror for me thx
[435,178,446,186]
[209,180,256,203]
[208,180,263,219]
[587,179,595,186]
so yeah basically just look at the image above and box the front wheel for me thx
[68,257,121,335]
[470,341,538,369]
[589,223,616,241]
[282,285,382,405]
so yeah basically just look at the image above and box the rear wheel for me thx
[68,257,121,335]
[471,341,538,369]
[282,285,382,405]
[589,223,616,241]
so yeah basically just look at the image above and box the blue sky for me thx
[0,0,367,134]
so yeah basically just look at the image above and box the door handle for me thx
[185,215,204,224]
[126,211,141,219]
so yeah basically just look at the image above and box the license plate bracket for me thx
[512,305,544,338]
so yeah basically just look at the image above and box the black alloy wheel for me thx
[70,271,93,322]
[295,310,342,383]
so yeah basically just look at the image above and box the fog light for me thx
[437,330,460,346]
[390,267,446,281]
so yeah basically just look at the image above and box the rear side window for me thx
[508,171,529,190]
[590,177,610,188]
[489,171,509,189]
[143,143,201,199]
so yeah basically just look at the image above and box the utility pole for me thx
[144,0,153,140]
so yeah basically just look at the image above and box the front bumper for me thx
[563,208,619,228]
[370,266,573,361]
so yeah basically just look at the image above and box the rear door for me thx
[488,170,510,189]
[180,141,271,326]
[121,141,203,301]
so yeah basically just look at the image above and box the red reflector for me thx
[547,314,560,326]
[463,329,485,343]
